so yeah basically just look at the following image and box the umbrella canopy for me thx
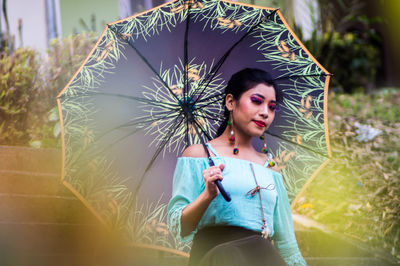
[57,0,331,254]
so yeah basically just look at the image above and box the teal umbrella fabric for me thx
[57,0,331,254]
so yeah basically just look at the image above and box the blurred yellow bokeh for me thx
[379,0,400,61]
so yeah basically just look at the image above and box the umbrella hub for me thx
[178,96,197,115]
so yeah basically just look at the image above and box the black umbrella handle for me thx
[215,179,231,202]
[207,156,231,202]
[201,143,231,202]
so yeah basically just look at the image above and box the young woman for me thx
[167,68,306,266]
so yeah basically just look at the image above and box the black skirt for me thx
[188,226,287,266]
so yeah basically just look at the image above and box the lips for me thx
[253,120,266,127]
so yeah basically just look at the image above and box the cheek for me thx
[239,101,250,111]
[235,102,251,117]
[270,112,276,122]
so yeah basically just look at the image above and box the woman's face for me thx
[228,83,277,137]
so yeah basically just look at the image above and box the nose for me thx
[259,104,269,119]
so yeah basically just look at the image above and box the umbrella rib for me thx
[195,109,225,122]
[195,92,225,104]
[195,94,225,110]
[192,9,279,104]
[182,0,195,150]
[108,25,181,104]
[86,127,144,165]
[66,125,144,181]
[62,92,179,109]
[188,116,215,166]
[190,116,214,150]
[265,130,330,158]
[185,114,189,147]
[66,111,180,170]
[133,111,185,196]
[183,2,191,101]
[71,112,185,200]
[273,73,332,81]
[195,113,225,123]
[192,115,213,141]
[97,110,181,140]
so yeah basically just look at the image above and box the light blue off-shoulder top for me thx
[167,143,306,266]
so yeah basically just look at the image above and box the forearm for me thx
[180,190,214,237]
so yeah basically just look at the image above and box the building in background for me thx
[1,0,51,51]
[0,0,170,52]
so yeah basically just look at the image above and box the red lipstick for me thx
[253,120,266,127]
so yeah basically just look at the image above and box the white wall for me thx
[1,0,49,51]
[293,0,319,40]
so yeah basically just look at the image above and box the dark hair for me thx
[216,68,281,137]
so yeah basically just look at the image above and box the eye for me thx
[269,103,278,111]
[250,96,263,104]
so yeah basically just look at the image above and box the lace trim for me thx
[276,245,307,266]
[283,252,307,266]
[168,205,197,242]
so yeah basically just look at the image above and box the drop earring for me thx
[228,112,239,155]
[260,133,275,167]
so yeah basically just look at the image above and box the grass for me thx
[293,88,400,262]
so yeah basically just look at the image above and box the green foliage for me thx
[316,0,365,34]
[0,33,97,147]
[0,48,41,144]
[297,30,380,93]
[39,33,97,147]
[293,0,383,93]
[42,32,98,103]
[332,88,400,124]
[79,14,98,33]
[316,31,380,93]
[295,89,400,263]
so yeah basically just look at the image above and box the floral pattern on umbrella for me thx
[57,0,331,255]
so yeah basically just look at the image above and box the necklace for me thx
[246,163,275,239]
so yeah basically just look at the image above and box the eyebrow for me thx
[252,93,265,99]
[252,93,276,103]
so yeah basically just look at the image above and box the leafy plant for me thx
[42,32,98,102]
[30,32,97,148]
[0,48,41,145]
[0,33,97,147]
[295,89,400,263]
[292,0,383,93]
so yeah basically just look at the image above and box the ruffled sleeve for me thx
[271,171,307,266]
[167,157,207,242]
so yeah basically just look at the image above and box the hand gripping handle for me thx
[208,158,231,202]
[202,143,231,202]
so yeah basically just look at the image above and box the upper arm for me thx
[167,157,205,242]
[181,144,208,158]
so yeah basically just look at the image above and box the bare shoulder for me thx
[181,144,207,158]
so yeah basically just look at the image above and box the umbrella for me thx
[57,0,331,256]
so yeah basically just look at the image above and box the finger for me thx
[205,172,222,181]
[204,166,216,176]
[208,174,223,183]
[211,165,222,174]
[203,167,216,176]
[219,163,225,171]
